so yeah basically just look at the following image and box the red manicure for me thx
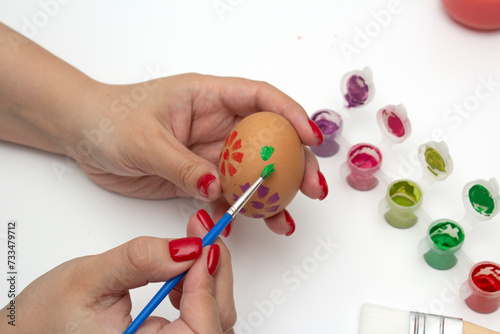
[207,244,221,276]
[222,221,232,238]
[197,174,216,197]
[284,210,296,236]
[169,237,202,262]
[197,209,214,232]
[308,119,324,146]
[318,171,329,201]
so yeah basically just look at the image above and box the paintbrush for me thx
[123,163,276,334]
[359,303,499,334]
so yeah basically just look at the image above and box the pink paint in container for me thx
[344,143,382,191]
[460,261,500,313]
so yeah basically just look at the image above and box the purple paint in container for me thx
[310,109,343,157]
[340,67,375,109]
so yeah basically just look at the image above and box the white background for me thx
[1,1,500,333]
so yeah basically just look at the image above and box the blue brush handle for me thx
[123,212,233,334]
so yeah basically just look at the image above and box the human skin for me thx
[0,210,236,333]
[0,22,327,235]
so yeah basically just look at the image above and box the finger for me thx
[141,132,222,202]
[264,209,296,236]
[207,76,323,147]
[198,201,232,238]
[186,210,237,332]
[87,236,203,297]
[168,276,186,310]
[300,147,329,200]
[134,316,171,334]
[165,214,214,310]
[168,286,182,311]
[167,246,223,333]
[83,171,191,200]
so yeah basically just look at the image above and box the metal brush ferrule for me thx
[410,311,463,334]
[227,177,264,217]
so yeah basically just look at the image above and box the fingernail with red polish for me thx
[169,237,202,262]
[197,174,216,197]
[197,209,214,232]
[318,171,329,201]
[207,244,221,276]
[222,221,232,238]
[284,210,296,236]
[308,119,324,146]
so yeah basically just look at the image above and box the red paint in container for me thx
[386,113,405,137]
[462,261,500,313]
[376,104,411,148]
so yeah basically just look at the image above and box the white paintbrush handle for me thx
[464,321,500,334]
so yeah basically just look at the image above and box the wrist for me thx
[0,22,105,156]
[50,79,108,157]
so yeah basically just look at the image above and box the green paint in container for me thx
[421,219,465,270]
[384,180,423,228]
[462,178,499,227]
[468,184,495,217]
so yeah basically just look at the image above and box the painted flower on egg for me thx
[217,112,305,219]
[219,131,244,177]
[233,182,281,218]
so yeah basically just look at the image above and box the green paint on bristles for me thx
[261,163,275,179]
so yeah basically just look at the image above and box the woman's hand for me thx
[0,210,236,333]
[0,23,328,237]
[76,74,326,200]
[74,74,328,235]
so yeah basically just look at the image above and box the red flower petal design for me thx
[231,139,242,150]
[220,131,244,177]
[231,152,243,163]
[228,163,237,177]
[220,161,226,176]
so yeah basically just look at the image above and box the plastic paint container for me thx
[417,141,454,188]
[345,143,382,191]
[376,104,411,147]
[463,178,499,221]
[340,67,375,109]
[384,180,423,228]
[460,261,500,313]
[419,219,465,270]
[310,109,343,157]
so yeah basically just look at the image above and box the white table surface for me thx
[1,1,500,333]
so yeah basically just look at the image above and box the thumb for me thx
[147,137,221,201]
[90,236,203,295]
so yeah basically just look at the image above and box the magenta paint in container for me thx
[344,143,382,191]
[460,261,500,314]
[310,109,343,157]
[340,67,375,109]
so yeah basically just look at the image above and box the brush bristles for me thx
[359,304,410,334]
[260,163,275,179]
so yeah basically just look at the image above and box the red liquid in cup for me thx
[465,262,500,313]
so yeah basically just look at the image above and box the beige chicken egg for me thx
[218,112,305,218]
